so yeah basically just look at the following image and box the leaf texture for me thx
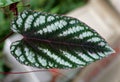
[10,10,115,68]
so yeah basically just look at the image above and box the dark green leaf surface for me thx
[10,10,115,69]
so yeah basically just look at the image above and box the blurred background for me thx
[0,0,120,82]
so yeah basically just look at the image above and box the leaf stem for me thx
[0,31,14,44]
[0,69,66,78]
[0,70,46,75]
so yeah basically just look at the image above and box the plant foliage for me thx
[0,0,20,7]
[30,0,87,14]
[10,10,114,69]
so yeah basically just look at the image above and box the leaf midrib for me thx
[23,36,100,49]
[24,36,80,46]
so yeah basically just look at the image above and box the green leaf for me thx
[10,10,115,69]
[0,0,20,7]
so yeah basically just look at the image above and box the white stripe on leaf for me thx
[19,55,25,62]
[22,13,27,18]
[69,20,76,24]
[62,51,86,65]
[16,16,23,27]
[37,20,67,34]
[25,15,34,31]
[27,51,36,63]
[38,56,47,67]
[87,37,101,42]
[59,26,84,36]
[34,15,46,27]
[15,47,21,56]
[87,52,100,59]
[38,47,72,67]
[47,16,55,22]
[76,52,93,62]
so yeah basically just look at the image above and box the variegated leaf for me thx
[10,10,115,69]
